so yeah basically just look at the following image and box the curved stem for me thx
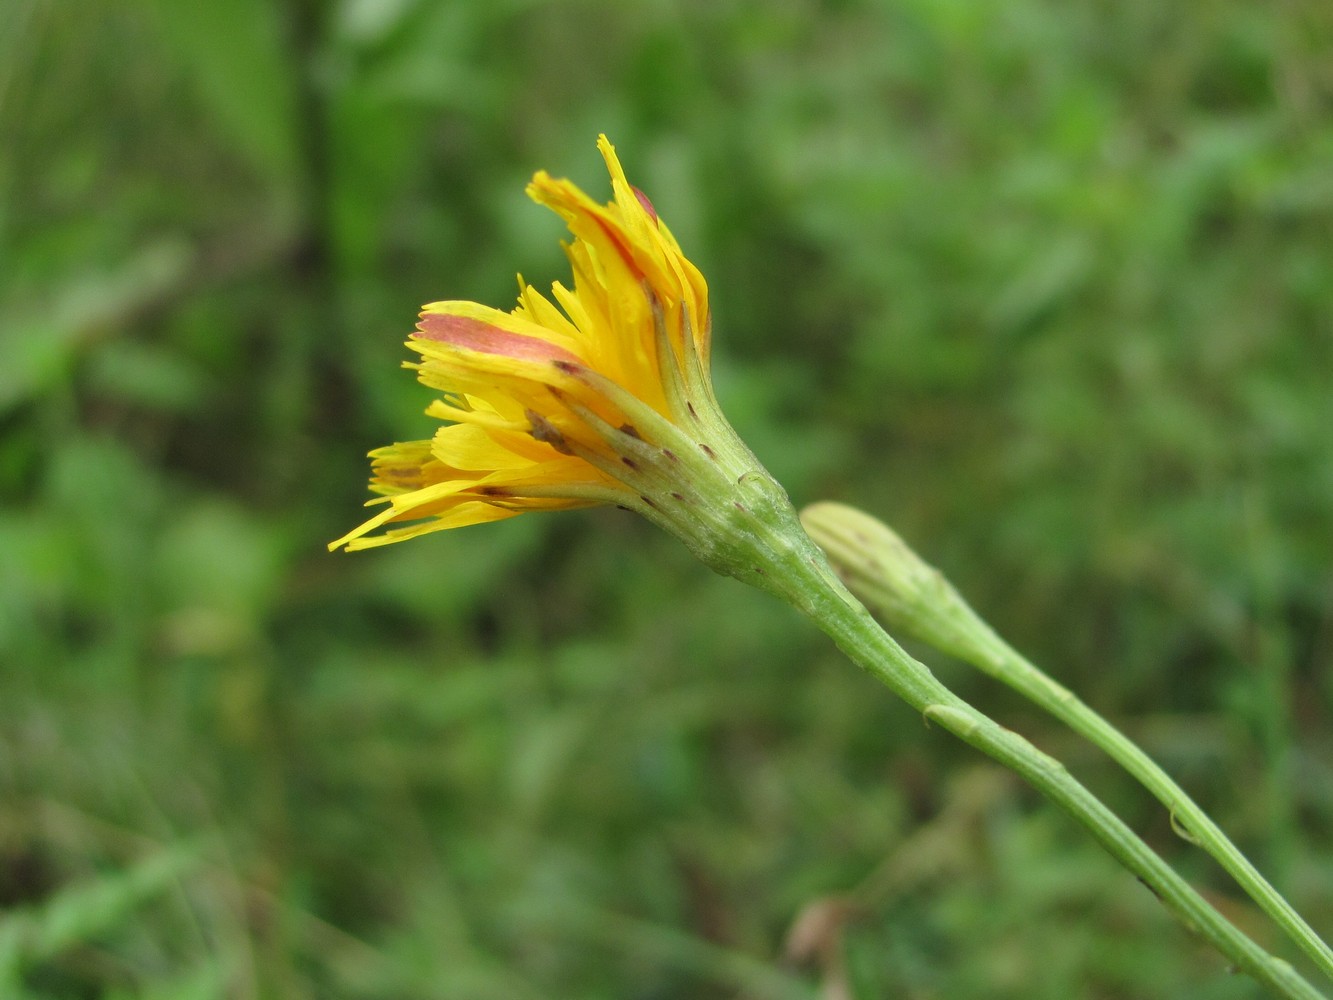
[799,501,1333,983]
[963,619,1333,984]
[757,534,1327,1000]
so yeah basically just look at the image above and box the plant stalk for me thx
[962,618,1332,983]
[753,528,1326,1000]
[799,501,1333,984]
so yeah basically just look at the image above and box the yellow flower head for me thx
[331,135,736,553]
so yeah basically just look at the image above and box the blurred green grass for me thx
[1,0,1330,997]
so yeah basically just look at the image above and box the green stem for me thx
[799,501,1333,983]
[754,531,1326,1000]
[596,399,1325,995]
[956,614,1333,985]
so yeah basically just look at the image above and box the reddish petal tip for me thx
[416,313,580,365]
[632,186,658,225]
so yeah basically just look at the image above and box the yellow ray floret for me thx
[332,135,714,552]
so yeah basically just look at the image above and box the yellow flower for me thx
[331,135,742,553]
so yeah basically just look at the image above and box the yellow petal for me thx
[431,423,534,471]
[344,502,521,550]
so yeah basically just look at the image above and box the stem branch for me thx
[761,534,1326,1000]
[966,621,1333,984]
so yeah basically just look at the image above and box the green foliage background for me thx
[1,0,1331,997]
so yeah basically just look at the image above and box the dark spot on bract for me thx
[526,409,573,455]
[619,423,642,439]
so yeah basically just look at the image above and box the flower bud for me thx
[800,502,1000,666]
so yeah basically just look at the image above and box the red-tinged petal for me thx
[416,313,582,366]
[632,186,658,225]
[528,172,648,284]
